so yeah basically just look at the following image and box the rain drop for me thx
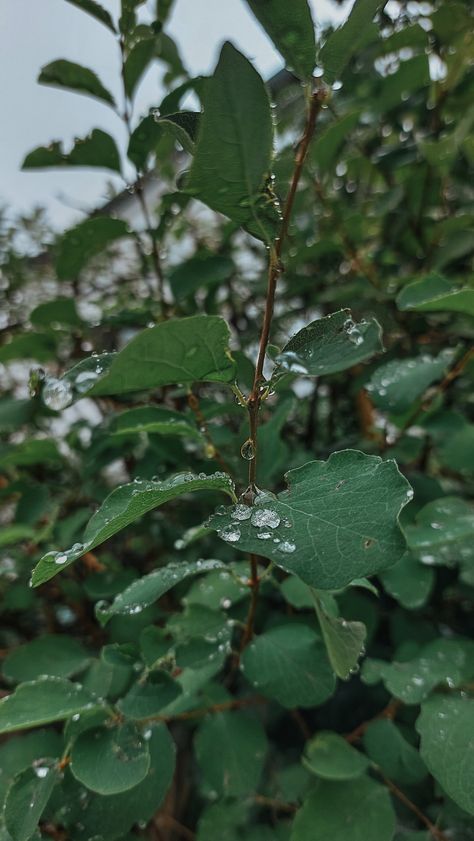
[240,438,256,461]
[42,378,73,411]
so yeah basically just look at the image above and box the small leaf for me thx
[404,496,474,576]
[33,473,235,586]
[66,723,175,839]
[379,551,434,609]
[70,722,150,794]
[127,114,163,169]
[124,38,156,99]
[319,0,384,85]
[244,0,316,79]
[64,0,116,31]
[0,678,100,735]
[38,59,115,106]
[2,635,89,684]
[303,731,369,780]
[416,694,474,815]
[397,273,474,317]
[291,776,396,841]
[117,671,182,718]
[241,624,335,708]
[188,42,278,243]
[168,250,233,301]
[313,594,367,679]
[367,349,457,414]
[363,720,427,785]
[208,451,412,590]
[87,315,236,396]
[4,764,59,841]
[274,310,383,378]
[195,711,267,797]
[156,111,200,154]
[362,639,474,704]
[108,406,202,441]
[23,130,121,173]
[56,217,130,280]
[96,559,226,625]
[30,297,82,328]
[0,730,62,806]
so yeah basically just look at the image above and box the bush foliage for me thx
[1,1,474,839]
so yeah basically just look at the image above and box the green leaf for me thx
[291,776,395,841]
[363,719,427,785]
[38,60,115,106]
[67,723,175,840]
[33,473,235,586]
[313,595,367,679]
[0,333,57,363]
[70,722,150,794]
[30,297,82,328]
[156,111,200,155]
[0,731,62,806]
[117,671,182,718]
[64,0,116,31]
[0,399,34,432]
[87,315,235,396]
[379,551,434,610]
[56,217,130,280]
[0,440,62,469]
[319,0,384,85]
[4,764,59,841]
[303,731,369,780]
[187,42,278,243]
[373,54,430,111]
[97,559,226,625]
[404,496,474,576]
[195,711,267,797]
[312,110,361,173]
[367,349,456,414]
[361,639,474,704]
[397,273,474,317]
[124,38,156,99]
[274,310,383,378]
[241,624,335,708]
[416,694,474,815]
[108,406,202,441]
[208,451,411,590]
[2,635,89,684]
[23,130,121,173]
[127,114,163,169]
[168,251,234,301]
[0,678,100,735]
[244,0,316,79]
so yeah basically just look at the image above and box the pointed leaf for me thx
[38,59,115,106]
[291,777,396,841]
[416,694,474,815]
[23,130,121,173]
[87,315,236,396]
[96,559,226,625]
[4,764,59,841]
[274,310,383,378]
[124,38,156,99]
[397,273,474,317]
[319,0,385,85]
[56,217,130,279]
[244,0,316,79]
[156,111,200,154]
[188,42,278,243]
[0,678,100,735]
[367,349,457,414]
[64,0,116,31]
[303,731,369,780]
[241,624,335,708]
[70,722,150,794]
[208,451,412,590]
[32,473,235,586]
[313,595,367,679]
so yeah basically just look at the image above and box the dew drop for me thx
[219,524,241,543]
[231,504,252,521]
[277,541,296,554]
[55,553,68,565]
[240,438,256,461]
[75,370,99,394]
[251,508,280,529]
[42,378,73,411]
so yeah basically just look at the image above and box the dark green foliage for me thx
[1,0,474,839]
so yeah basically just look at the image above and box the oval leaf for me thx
[70,722,150,794]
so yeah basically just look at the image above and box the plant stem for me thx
[239,86,325,653]
[377,771,450,841]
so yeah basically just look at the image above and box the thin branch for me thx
[345,698,402,744]
[377,771,450,841]
[140,695,266,724]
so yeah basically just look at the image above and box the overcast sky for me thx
[0,0,348,230]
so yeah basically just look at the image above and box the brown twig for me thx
[377,771,450,841]
[140,695,266,724]
[254,795,297,815]
[345,698,402,743]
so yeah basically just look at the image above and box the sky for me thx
[0,0,349,230]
